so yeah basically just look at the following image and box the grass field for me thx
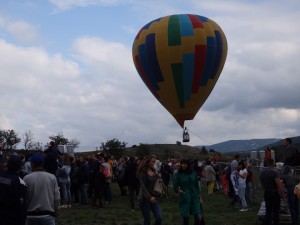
[56,181,263,225]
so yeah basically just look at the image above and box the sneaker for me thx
[60,205,68,209]
[239,208,248,212]
[67,205,72,208]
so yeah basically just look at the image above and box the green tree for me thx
[209,149,216,153]
[135,144,150,159]
[201,146,208,155]
[0,129,21,152]
[49,132,69,146]
[101,138,127,159]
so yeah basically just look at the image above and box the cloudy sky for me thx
[0,0,299,151]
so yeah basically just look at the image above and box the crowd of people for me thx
[0,137,299,225]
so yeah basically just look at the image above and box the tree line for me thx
[0,129,80,154]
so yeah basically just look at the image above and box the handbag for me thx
[294,182,300,199]
[153,178,167,197]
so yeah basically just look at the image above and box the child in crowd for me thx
[222,170,228,196]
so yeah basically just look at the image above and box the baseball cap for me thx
[29,153,44,164]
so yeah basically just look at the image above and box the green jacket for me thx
[173,171,201,217]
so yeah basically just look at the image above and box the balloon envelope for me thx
[132,14,227,127]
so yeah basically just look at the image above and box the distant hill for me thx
[199,138,281,153]
[198,136,300,154]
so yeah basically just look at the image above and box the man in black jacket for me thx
[283,138,299,166]
[124,156,140,211]
[43,141,63,175]
[0,154,27,225]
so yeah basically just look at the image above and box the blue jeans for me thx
[139,197,162,225]
[80,183,88,204]
[60,182,71,202]
[287,186,299,225]
[27,216,55,225]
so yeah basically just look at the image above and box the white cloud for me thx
[0,16,40,43]
[7,20,39,42]
[0,0,300,151]
[49,0,126,11]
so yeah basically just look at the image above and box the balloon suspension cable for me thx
[184,120,213,145]
[189,129,213,145]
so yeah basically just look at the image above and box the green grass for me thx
[56,182,262,225]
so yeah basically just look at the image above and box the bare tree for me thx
[69,138,80,148]
[23,130,35,151]
[32,142,44,152]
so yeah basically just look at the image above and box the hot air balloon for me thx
[132,14,227,128]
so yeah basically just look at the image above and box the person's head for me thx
[284,138,292,146]
[29,153,44,169]
[104,156,110,163]
[238,161,246,170]
[129,156,135,163]
[75,159,82,167]
[234,154,240,160]
[69,155,74,163]
[178,159,192,173]
[266,158,275,167]
[50,141,56,147]
[63,155,70,165]
[119,157,125,164]
[7,155,22,172]
[206,159,212,165]
[283,166,293,175]
[137,155,156,174]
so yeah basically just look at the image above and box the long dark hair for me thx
[137,155,156,175]
[238,161,246,170]
[178,159,193,174]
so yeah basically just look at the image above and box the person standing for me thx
[204,160,216,195]
[23,153,61,225]
[259,158,285,225]
[0,154,27,225]
[283,138,298,167]
[264,147,272,166]
[228,154,240,197]
[91,162,106,208]
[116,157,127,196]
[173,159,202,225]
[124,156,140,211]
[137,155,162,225]
[281,166,299,225]
[43,141,63,175]
[237,161,248,211]
[245,162,254,208]
[229,165,240,208]
[57,155,72,208]
[102,156,112,203]
[78,157,90,205]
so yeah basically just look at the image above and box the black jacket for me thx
[0,170,27,225]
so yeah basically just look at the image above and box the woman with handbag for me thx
[173,159,203,225]
[137,155,162,225]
